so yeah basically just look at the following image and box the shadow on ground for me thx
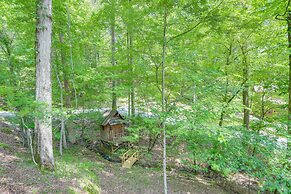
[0,121,231,194]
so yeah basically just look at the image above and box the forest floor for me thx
[0,120,231,194]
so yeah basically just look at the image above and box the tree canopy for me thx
[0,0,290,193]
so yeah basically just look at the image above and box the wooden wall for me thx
[101,124,124,141]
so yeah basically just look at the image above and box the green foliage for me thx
[0,0,290,192]
[1,127,12,134]
[55,146,102,193]
[0,142,9,149]
[262,165,291,194]
[175,112,289,191]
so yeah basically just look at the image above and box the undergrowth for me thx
[54,146,103,194]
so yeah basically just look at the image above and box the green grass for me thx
[0,142,9,149]
[1,127,13,134]
[12,145,103,194]
[54,146,103,194]
[0,166,5,174]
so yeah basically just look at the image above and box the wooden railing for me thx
[121,149,132,164]
[131,151,139,160]
[112,145,121,152]
[121,149,139,166]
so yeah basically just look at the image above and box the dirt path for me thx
[0,121,231,194]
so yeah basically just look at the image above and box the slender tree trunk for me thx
[59,33,71,108]
[111,5,117,110]
[193,84,197,104]
[66,4,78,109]
[8,50,14,84]
[128,90,131,117]
[59,34,68,148]
[129,33,135,117]
[62,120,67,148]
[219,77,228,126]
[94,43,99,67]
[0,30,15,85]
[131,86,135,116]
[288,13,291,134]
[127,0,135,116]
[261,92,266,121]
[241,44,250,130]
[54,57,67,155]
[161,6,168,194]
[35,0,54,170]
[219,78,247,127]
[127,28,131,117]
[21,118,38,166]
[252,91,266,156]
[219,110,226,127]
[275,3,291,153]
[219,42,232,126]
[287,12,291,153]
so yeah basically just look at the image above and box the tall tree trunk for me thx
[287,12,291,152]
[94,43,99,67]
[127,27,131,117]
[59,33,71,108]
[261,92,266,121]
[161,6,168,194]
[111,4,117,110]
[131,86,135,116]
[241,44,250,130]
[54,55,67,155]
[0,28,15,85]
[288,12,291,134]
[127,0,135,116]
[66,4,78,109]
[35,0,54,170]
[276,2,291,151]
[7,49,14,84]
[129,33,135,117]
[128,90,131,117]
[219,42,232,126]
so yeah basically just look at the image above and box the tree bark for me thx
[241,44,250,130]
[54,56,67,155]
[219,42,232,126]
[127,0,135,116]
[127,28,131,117]
[261,92,266,121]
[287,12,291,154]
[128,90,131,117]
[66,4,78,109]
[35,0,54,170]
[288,12,291,134]
[161,6,168,194]
[0,28,15,85]
[129,32,135,117]
[59,33,71,108]
[111,2,117,110]
[131,86,135,116]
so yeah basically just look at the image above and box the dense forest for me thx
[0,0,290,193]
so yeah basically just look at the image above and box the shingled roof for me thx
[101,109,125,126]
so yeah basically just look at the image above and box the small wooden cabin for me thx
[100,110,126,143]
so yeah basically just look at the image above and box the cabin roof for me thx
[101,109,125,126]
